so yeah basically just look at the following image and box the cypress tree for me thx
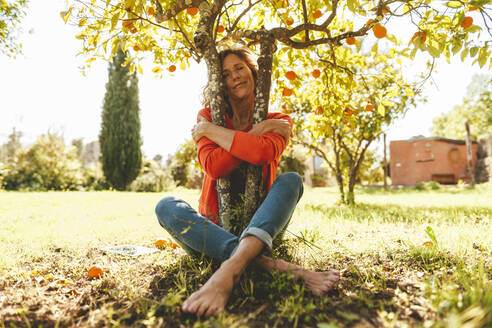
[99,48,142,190]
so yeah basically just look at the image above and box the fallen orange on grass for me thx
[87,266,105,279]
[155,239,180,249]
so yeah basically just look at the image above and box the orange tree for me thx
[289,46,420,204]
[63,0,491,227]
[0,0,28,57]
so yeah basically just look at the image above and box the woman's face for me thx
[222,54,255,103]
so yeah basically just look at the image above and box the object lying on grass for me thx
[101,245,159,257]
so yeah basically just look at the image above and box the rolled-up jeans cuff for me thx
[230,227,272,257]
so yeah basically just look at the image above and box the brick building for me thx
[390,136,478,186]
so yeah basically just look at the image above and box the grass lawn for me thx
[1,184,491,327]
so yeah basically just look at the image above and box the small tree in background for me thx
[432,74,492,140]
[2,133,84,190]
[99,48,142,190]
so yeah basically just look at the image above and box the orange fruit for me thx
[311,69,321,78]
[147,7,155,16]
[187,7,198,16]
[343,108,353,116]
[155,239,168,247]
[168,65,176,72]
[87,266,104,279]
[313,9,322,19]
[343,119,348,124]
[283,88,293,97]
[411,31,427,43]
[285,71,296,81]
[133,45,140,51]
[365,104,374,112]
[461,16,473,28]
[122,20,133,28]
[382,5,389,14]
[346,36,356,45]
[301,35,306,42]
[185,52,192,58]
[217,25,225,33]
[372,23,387,39]
[315,106,323,115]
[365,19,375,27]
[130,28,137,34]
[286,18,294,26]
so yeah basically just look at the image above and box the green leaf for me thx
[427,44,441,58]
[470,46,479,57]
[425,226,438,246]
[460,47,469,61]
[478,48,488,67]
[111,12,119,30]
[451,40,462,55]
[60,7,73,24]
[445,1,462,8]
[377,103,385,116]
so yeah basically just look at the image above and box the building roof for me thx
[394,135,478,145]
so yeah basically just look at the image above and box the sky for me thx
[0,0,489,159]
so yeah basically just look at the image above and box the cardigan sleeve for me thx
[195,108,242,179]
[228,113,292,166]
[195,109,291,177]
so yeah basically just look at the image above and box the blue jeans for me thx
[155,172,304,262]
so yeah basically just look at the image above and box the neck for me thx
[230,95,255,129]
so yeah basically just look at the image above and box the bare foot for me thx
[182,261,240,317]
[253,256,340,294]
[298,269,340,294]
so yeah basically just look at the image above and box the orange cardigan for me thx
[196,107,292,224]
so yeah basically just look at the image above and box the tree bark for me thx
[465,120,476,188]
[234,32,276,235]
[383,133,388,190]
[193,3,235,229]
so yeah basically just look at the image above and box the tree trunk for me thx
[383,133,388,190]
[193,14,234,229]
[465,120,476,188]
[240,35,276,235]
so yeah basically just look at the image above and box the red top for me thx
[196,107,292,224]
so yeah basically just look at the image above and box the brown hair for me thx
[201,45,259,113]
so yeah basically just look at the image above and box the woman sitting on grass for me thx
[155,45,340,317]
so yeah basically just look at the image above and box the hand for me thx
[192,115,212,142]
[250,119,292,142]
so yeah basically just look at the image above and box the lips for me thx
[233,82,246,89]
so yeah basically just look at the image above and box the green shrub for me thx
[83,163,109,191]
[415,181,426,190]
[130,161,174,192]
[427,181,441,190]
[2,133,85,191]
